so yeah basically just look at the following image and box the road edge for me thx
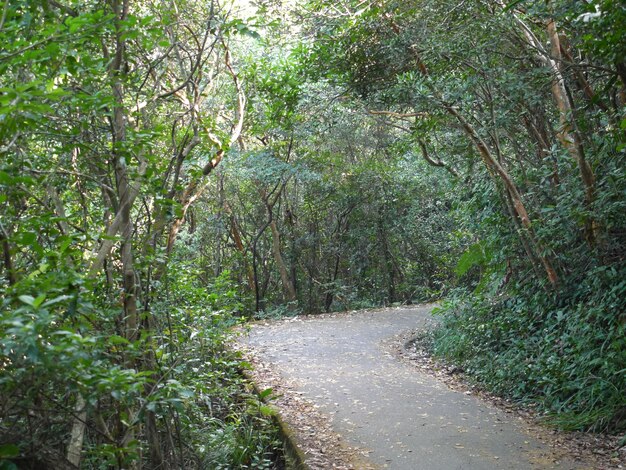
[241,366,311,470]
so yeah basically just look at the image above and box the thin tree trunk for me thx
[258,183,297,305]
[433,90,559,286]
[386,15,558,286]
[108,1,159,468]
[416,138,459,177]
[229,215,256,292]
[164,41,246,256]
[379,218,395,304]
[324,253,341,312]
[269,219,297,303]
[546,20,597,244]
[502,5,597,244]
[0,224,15,286]
[66,395,87,468]
[616,62,626,107]
[111,78,138,343]
[557,34,608,112]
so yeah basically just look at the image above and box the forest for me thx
[0,0,624,468]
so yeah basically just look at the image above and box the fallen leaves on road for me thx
[234,335,379,470]
[390,328,625,470]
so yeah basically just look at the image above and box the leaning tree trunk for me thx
[386,16,559,287]
[546,20,597,245]
[258,184,297,304]
[502,6,598,245]
[436,91,559,287]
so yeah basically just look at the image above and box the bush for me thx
[432,266,626,433]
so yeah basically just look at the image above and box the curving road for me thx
[241,305,595,469]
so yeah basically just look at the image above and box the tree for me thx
[0,0,279,467]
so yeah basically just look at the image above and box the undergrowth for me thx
[147,269,285,469]
[0,266,284,469]
[432,265,626,434]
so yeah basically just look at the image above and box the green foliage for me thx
[433,265,626,432]
[147,265,282,469]
[200,415,280,469]
[0,0,283,467]
[255,302,301,321]
[455,241,491,278]
[512,0,626,65]
[2,0,625,464]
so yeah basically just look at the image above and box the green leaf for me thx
[17,231,37,246]
[179,389,194,399]
[108,335,130,345]
[502,0,525,12]
[18,295,35,306]
[258,404,275,417]
[0,172,12,185]
[259,387,273,399]
[32,294,46,308]
[0,444,19,458]
[455,242,490,276]
[0,461,19,470]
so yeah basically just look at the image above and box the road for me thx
[239,305,597,469]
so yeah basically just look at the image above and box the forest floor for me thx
[235,305,624,469]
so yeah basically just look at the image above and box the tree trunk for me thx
[0,225,15,286]
[66,395,87,467]
[109,1,160,468]
[502,6,597,245]
[436,92,559,287]
[386,14,559,287]
[269,219,297,303]
[111,75,138,343]
[222,200,256,293]
[324,253,341,312]
[546,20,597,244]
[164,42,246,256]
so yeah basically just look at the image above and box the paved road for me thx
[241,306,592,469]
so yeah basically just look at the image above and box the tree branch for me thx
[416,139,459,177]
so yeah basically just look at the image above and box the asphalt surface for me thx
[241,305,593,469]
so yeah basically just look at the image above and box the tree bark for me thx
[0,224,15,286]
[502,6,597,244]
[223,200,256,293]
[164,42,246,256]
[416,138,459,177]
[546,20,597,244]
[439,95,559,287]
[66,395,87,468]
[386,14,558,286]
[269,219,297,303]
[258,184,297,304]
